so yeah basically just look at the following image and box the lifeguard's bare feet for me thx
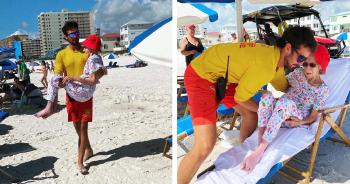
[77,164,88,175]
[83,149,94,162]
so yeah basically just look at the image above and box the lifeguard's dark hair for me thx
[276,26,317,52]
[62,21,79,36]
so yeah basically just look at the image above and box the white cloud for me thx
[93,0,171,33]
[203,0,350,32]
[21,21,29,29]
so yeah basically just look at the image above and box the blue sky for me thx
[0,0,95,39]
[0,0,171,39]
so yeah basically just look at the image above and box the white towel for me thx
[196,58,350,184]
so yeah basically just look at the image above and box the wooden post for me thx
[338,104,349,128]
[324,115,350,146]
[229,111,239,130]
[306,114,326,183]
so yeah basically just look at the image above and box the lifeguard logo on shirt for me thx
[239,42,256,48]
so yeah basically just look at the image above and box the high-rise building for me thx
[38,10,93,56]
[120,20,154,48]
[22,39,41,59]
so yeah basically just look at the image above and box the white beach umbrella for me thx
[129,18,172,67]
[177,2,219,26]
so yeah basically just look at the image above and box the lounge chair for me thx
[163,115,193,159]
[196,58,350,184]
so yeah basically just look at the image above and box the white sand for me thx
[0,55,171,184]
[178,109,350,184]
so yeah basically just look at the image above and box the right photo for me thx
[176,0,350,184]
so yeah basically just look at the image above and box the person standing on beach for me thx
[38,61,48,88]
[54,21,94,174]
[178,26,317,184]
[17,59,31,85]
[179,24,204,66]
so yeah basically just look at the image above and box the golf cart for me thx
[243,5,346,58]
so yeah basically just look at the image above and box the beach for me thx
[0,55,172,184]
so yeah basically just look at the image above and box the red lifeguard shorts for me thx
[66,94,93,123]
[184,65,237,126]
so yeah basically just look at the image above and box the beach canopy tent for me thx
[0,47,15,53]
[177,2,219,26]
[0,47,15,60]
[103,53,118,60]
[0,59,17,71]
[129,18,172,67]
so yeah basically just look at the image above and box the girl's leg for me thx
[262,98,297,142]
[241,97,297,171]
[257,92,276,144]
[178,123,217,184]
[34,76,60,118]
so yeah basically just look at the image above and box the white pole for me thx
[236,0,244,42]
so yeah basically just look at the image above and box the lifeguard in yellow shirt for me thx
[178,26,318,184]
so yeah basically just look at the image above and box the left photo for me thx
[0,0,172,183]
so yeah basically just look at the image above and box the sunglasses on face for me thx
[294,50,307,63]
[302,62,317,68]
[68,31,80,38]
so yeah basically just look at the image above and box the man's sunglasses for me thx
[295,50,307,63]
[302,62,317,68]
[68,31,80,38]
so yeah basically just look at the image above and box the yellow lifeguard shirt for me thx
[54,46,89,77]
[190,42,288,102]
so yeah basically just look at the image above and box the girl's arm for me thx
[68,73,98,85]
[285,109,319,127]
[64,68,106,86]
[301,109,319,125]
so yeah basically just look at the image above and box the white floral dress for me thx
[47,54,104,102]
[258,68,329,142]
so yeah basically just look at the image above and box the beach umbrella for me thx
[177,2,219,26]
[0,59,17,71]
[177,0,245,41]
[129,18,172,67]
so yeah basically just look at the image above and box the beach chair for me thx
[257,95,350,184]
[163,115,193,159]
[196,58,350,184]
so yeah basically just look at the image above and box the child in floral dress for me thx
[35,34,106,119]
[241,45,330,172]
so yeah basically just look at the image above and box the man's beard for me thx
[69,39,80,47]
[284,55,300,75]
